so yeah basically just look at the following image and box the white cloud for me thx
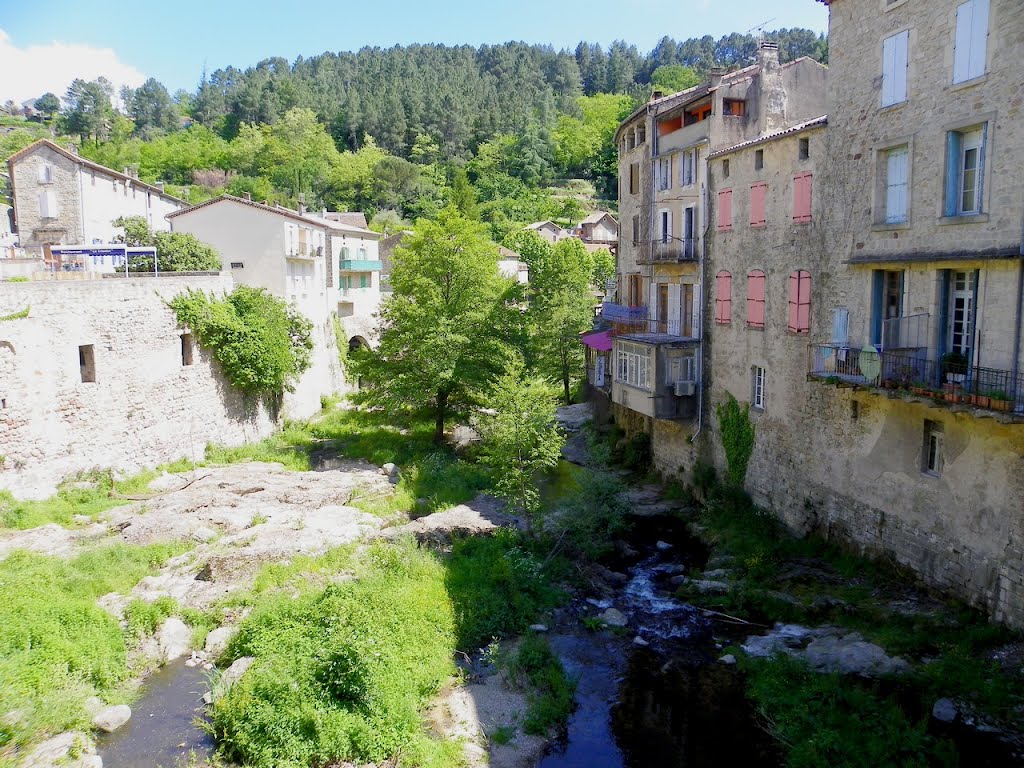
[0,28,146,106]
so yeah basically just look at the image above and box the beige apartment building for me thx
[604,43,826,465]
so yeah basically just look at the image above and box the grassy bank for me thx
[211,533,564,768]
[0,542,193,761]
[676,482,1024,767]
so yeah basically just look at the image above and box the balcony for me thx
[656,119,710,154]
[600,303,699,341]
[339,259,383,271]
[808,344,1024,420]
[638,237,699,264]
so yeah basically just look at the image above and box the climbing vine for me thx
[0,306,29,322]
[715,392,755,487]
[168,286,312,398]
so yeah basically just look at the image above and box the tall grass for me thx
[0,542,192,753]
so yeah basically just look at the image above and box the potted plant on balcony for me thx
[940,351,968,384]
[970,391,991,408]
[910,380,931,397]
[988,390,1013,412]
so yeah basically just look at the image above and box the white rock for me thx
[633,636,649,647]
[92,704,131,733]
[381,463,398,476]
[719,654,737,665]
[932,698,959,723]
[83,697,105,716]
[213,656,256,701]
[529,624,549,633]
[157,618,192,662]
[600,607,628,627]
[655,541,673,551]
[204,626,238,658]
[20,731,96,768]
[191,526,217,543]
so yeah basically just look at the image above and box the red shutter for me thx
[750,182,767,226]
[715,270,732,324]
[747,270,765,328]
[787,270,812,333]
[793,173,813,222]
[718,189,733,230]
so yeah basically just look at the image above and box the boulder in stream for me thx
[157,618,192,662]
[20,731,100,768]
[204,626,238,658]
[92,705,131,733]
[601,607,628,627]
[209,656,256,703]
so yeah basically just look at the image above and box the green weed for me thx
[508,636,576,736]
[125,596,178,639]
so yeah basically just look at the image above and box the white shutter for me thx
[953,1,974,83]
[968,0,989,80]
[831,308,850,345]
[668,284,681,336]
[691,281,702,336]
[38,190,58,218]
[893,31,908,103]
[886,147,908,223]
[882,35,897,106]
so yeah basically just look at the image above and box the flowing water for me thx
[97,660,214,768]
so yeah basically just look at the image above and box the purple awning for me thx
[581,331,613,351]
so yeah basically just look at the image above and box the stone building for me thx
[6,139,185,250]
[604,43,827,468]
[169,195,382,419]
[770,0,1024,626]
[0,274,275,499]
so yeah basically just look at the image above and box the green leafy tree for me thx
[353,207,517,442]
[34,92,60,122]
[112,216,221,272]
[369,209,409,237]
[529,238,595,403]
[591,248,615,292]
[61,78,115,144]
[123,78,180,138]
[650,64,701,94]
[479,361,565,516]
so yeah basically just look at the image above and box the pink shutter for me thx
[715,270,732,324]
[718,189,733,230]
[798,271,812,333]
[793,173,813,222]
[750,183,767,226]
[747,270,765,328]
[787,272,800,331]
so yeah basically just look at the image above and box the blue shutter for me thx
[977,123,988,213]
[945,132,962,217]
[937,270,951,358]
[871,270,885,347]
[968,269,980,365]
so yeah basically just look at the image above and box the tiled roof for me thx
[707,115,828,158]
[167,194,379,237]
[581,211,618,226]
[5,139,187,205]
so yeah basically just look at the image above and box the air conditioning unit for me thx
[674,380,695,397]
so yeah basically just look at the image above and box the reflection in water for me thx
[98,660,214,768]
[613,650,780,767]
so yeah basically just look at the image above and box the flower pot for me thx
[991,399,1013,412]
[971,394,991,408]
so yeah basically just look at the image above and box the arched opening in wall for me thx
[348,336,369,390]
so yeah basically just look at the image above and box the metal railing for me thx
[808,344,1024,414]
[650,237,698,262]
[882,313,929,351]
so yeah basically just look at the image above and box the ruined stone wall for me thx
[0,275,276,499]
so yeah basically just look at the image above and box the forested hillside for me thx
[2,30,826,239]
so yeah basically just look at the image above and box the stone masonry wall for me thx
[0,275,276,499]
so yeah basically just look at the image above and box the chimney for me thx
[709,67,726,89]
[758,41,780,69]
[156,181,164,192]
[651,89,663,101]
[298,203,306,215]
[243,192,252,201]
[322,207,328,217]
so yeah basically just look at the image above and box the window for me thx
[754,149,764,171]
[637,125,646,144]
[632,215,640,246]
[881,31,909,107]
[340,246,350,261]
[629,163,640,194]
[669,356,696,384]
[747,270,766,328]
[722,159,730,178]
[230,261,244,269]
[923,420,944,476]
[717,189,733,231]
[38,164,53,183]
[945,126,985,216]
[615,341,651,390]
[793,173,813,222]
[684,102,712,125]
[181,334,194,366]
[953,0,989,83]
[657,157,672,191]
[750,183,767,227]
[885,146,909,224]
[38,190,58,218]
[79,345,96,383]
[360,274,368,289]
[723,99,745,117]
[870,270,905,346]
[752,366,766,409]
[680,148,697,186]
[947,270,977,358]
[627,274,643,306]
[799,138,810,161]
[831,308,850,345]
[787,270,812,334]
[682,207,695,257]
[659,209,672,244]
[715,271,733,324]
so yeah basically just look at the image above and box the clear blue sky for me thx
[3,0,828,95]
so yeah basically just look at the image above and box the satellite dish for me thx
[859,346,882,383]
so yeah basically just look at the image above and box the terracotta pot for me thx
[991,399,1013,412]
[971,395,991,408]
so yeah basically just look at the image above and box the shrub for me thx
[169,285,312,398]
